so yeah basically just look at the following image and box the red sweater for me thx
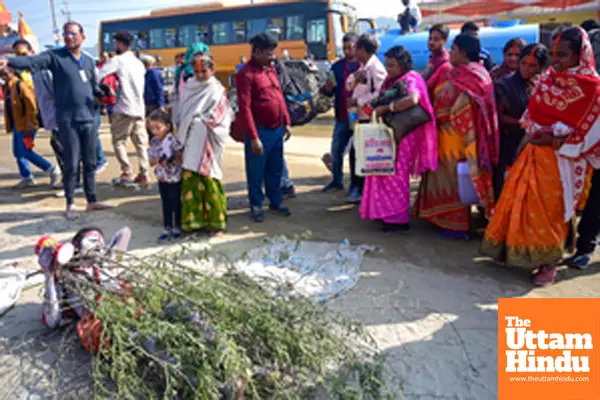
[235,59,290,140]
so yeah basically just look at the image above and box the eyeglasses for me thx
[63,31,78,37]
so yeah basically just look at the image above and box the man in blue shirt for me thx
[141,55,164,116]
[461,22,495,71]
[320,33,359,192]
[0,21,113,219]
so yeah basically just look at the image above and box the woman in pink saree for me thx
[360,46,437,232]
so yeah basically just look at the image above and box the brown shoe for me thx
[112,173,133,186]
[134,174,150,187]
[87,202,114,212]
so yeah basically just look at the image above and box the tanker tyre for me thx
[315,96,333,114]
[287,65,332,114]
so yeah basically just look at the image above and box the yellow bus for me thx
[99,0,373,86]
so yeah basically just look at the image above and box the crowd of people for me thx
[318,20,600,288]
[1,18,600,288]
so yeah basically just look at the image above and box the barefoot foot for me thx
[66,205,80,220]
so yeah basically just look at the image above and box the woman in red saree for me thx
[481,27,600,287]
[414,34,499,240]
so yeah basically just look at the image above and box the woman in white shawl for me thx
[175,52,232,235]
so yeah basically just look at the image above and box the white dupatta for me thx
[175,76,232,181]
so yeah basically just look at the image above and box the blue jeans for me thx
[58,119,97,206]
[73,112,105,187]
[281,158,293,189]
[244,126,285,209]
[12,130,53,179]
[331,120,352,187]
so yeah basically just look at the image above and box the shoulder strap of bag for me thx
[15,79,26,117]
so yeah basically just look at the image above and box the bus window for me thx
[179,24,209,47]
[331,14,344,57]
[150,28,178,49]
[213,22,232,45]
[247,18,283,40]
[234,21,245,43]
[166,28,177,48]
[286,15,304,41]
[307,19,326,43]
[247,19,268,38]
[102,31,115,52]
[268,18,284,41]
[135,31,148,50]
[150,29,164,49]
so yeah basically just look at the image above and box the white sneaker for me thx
[49,166,62,189]
[55,187,84,198]
[14,177,36,189]
[96,162,108,174]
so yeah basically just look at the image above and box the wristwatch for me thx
[389,102,395,113]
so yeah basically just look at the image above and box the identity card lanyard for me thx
[76,54,87,83]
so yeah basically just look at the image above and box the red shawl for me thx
[525,27,600,167]
[448,62,500,173]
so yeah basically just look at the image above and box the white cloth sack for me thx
[0,266,44,316]
[235,237,375,303]
[0,267,26,315]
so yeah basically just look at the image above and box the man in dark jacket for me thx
[321,32,359,192]
[461,22,495,71]
[142,55,164,116]
[273,57,297,199]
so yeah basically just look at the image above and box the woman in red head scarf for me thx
[481,27,600,287]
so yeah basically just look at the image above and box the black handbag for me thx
[384,105,432,143]
[372,80,432,143]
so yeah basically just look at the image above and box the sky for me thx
[3,0,402,47]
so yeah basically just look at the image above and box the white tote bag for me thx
[353,116,396,177]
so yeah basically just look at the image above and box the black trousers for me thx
[159,181,182,230]
[50,129,64,173]
[576,169,600,255]
[58,120,97,205]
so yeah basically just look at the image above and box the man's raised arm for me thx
[1,52,53,73]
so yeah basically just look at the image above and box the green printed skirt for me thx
[181,170,227,232]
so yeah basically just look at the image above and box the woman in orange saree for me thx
[414,34,499,240]
[481,27,600,287]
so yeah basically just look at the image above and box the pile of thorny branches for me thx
[56,244,400,399]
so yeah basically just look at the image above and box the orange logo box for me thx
[498,298,600,400]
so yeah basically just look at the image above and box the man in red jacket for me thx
[236,33,292,222]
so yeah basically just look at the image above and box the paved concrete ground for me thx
[0,116,598,399]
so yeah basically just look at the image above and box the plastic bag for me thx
[0,266,27,316]
[457,161,479,205]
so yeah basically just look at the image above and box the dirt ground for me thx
[0,116,599,400]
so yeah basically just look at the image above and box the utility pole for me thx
[49,0,60,44]
[61,0,72,22]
